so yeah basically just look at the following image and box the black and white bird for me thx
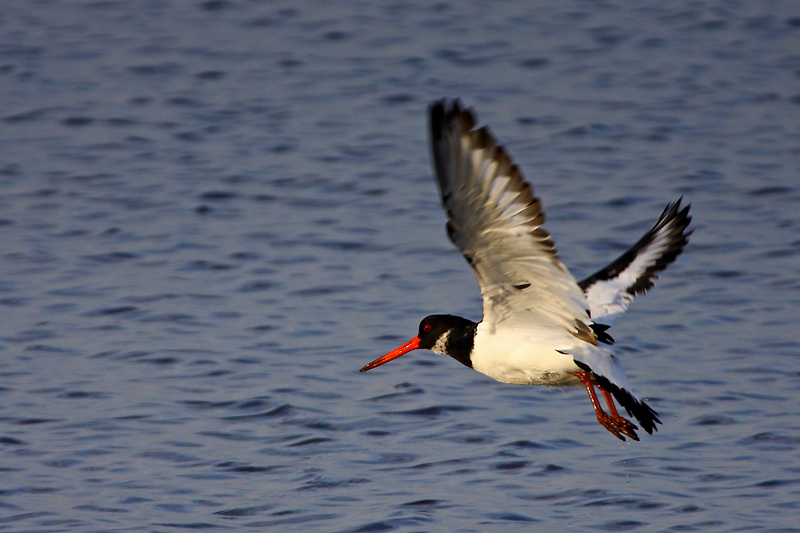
[361,100,692,441]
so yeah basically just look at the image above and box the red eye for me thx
[423,324,432,332]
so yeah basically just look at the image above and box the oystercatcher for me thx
[361,100,691,441]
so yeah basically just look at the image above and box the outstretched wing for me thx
[429,99,592,341]
[579,199,692,324]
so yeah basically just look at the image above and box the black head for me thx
[417,314,474,353]
[360,314,477,372]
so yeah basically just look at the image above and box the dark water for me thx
[1,1,800,531]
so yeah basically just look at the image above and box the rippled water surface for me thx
[2,1,800,531]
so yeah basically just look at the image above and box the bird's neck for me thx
[441,317,478,369]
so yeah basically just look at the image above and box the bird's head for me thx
[360,315,472,372]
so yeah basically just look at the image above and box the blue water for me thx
[1,1,800,531]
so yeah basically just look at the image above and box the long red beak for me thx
[360,337,421,372]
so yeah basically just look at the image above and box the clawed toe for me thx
[598,412,639,441]
[598,415,626,441]
[616,417,639,441]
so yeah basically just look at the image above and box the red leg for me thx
[600,387,639,441]
[573,371,639,441]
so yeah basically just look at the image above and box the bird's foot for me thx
[596,411,639,441]
[574,370,640,442]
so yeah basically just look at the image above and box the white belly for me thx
[470,323,582,386]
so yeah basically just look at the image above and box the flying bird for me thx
[361,99,691,441]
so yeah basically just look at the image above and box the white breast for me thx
[469,322,582,386]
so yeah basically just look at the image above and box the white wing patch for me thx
[580,200,692,324]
